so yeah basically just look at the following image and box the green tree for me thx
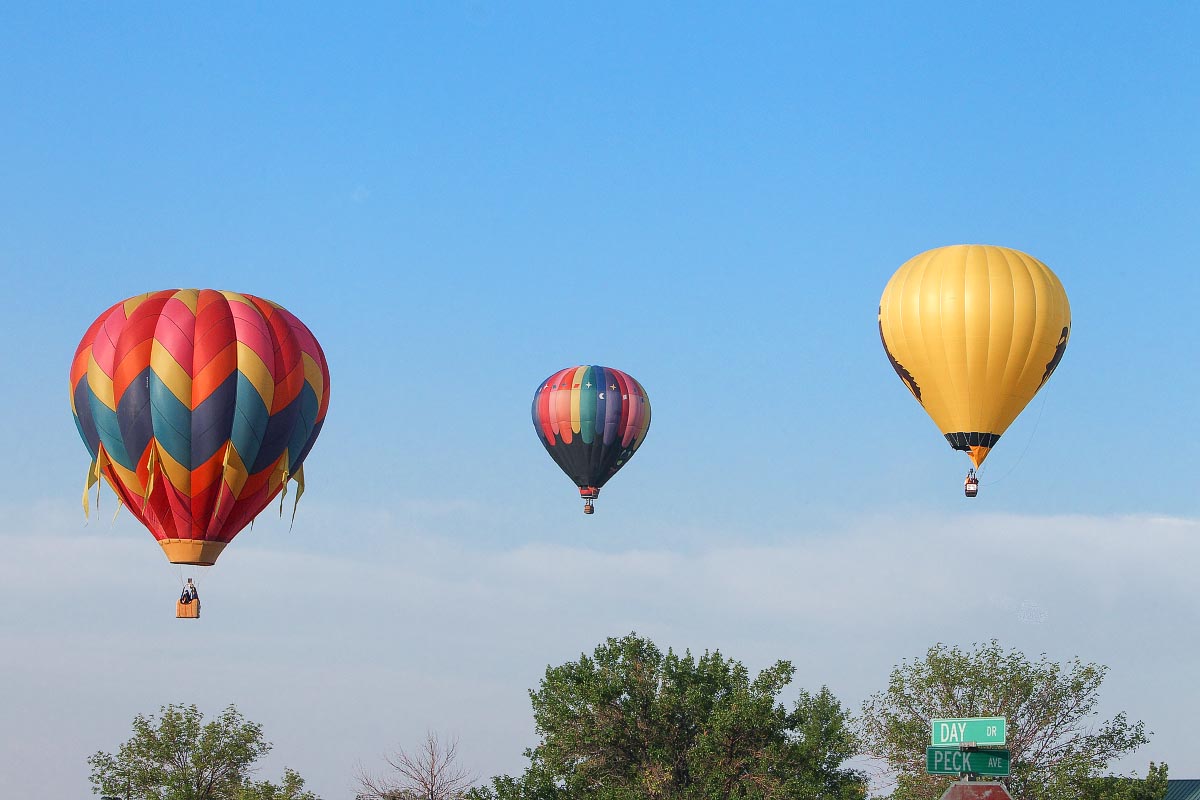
[1081,762,1168,800]
[470,633,866,800]
[237,768,322,800]
[860,641,1151,800]
[88,704,317,800]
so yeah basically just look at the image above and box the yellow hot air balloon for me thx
[878,245,1070,494]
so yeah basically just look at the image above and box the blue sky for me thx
[1,3,1197,797]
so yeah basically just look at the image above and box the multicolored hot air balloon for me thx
[70,290,330,565]
[532,366,651,513]
[878,245,1070,496]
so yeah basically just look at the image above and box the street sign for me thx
[926,747,1010,777]
[939,781,1014,799]
[931,717,1006,746]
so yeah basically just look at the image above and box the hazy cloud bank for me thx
[1,507,1194,798]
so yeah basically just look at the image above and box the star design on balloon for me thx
[585,381,592,388]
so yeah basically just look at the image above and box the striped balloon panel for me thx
[69,290,330,544]
[531,366,650,489]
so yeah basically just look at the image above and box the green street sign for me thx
[926,746,1011,777]
[931,717,1006,746]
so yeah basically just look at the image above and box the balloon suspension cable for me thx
[978,392,1049,488]
[583,498,595,515]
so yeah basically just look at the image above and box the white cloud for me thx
[0,508,1195,798]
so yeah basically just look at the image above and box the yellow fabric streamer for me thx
[277,472,290,515]
[83,460,97,518]
[211,443,234,522]
[83,444,110,519]
[289,466,306,530]
[142,445,159,511]
[275,450,290,517]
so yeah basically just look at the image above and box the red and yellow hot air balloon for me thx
[878,245,1070,496]
[69,290,330,567]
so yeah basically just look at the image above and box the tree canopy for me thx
[88,703,318,800]
[236,768,321,800]
[859,640,1153,800]
[470,633,866,800]
[1081,762,1168,800]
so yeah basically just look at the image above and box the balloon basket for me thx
[176,600,200,619]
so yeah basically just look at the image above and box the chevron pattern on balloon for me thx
[70,289,330,565]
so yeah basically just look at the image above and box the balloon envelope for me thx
[70,290,330,565]
[878,245,1070,467]
[532,366,650,501]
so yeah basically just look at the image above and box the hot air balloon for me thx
[532,366,650,513]
[878,245,1070,497]
[70,290,330,611]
